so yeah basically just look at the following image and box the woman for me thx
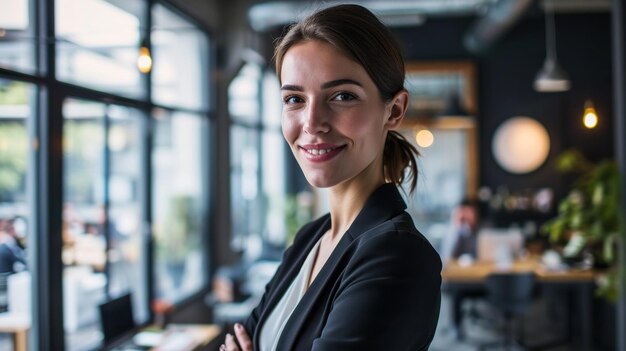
[221,4,441,350]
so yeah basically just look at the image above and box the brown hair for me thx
[274,4,420,192]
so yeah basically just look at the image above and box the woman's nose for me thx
[303,101,330,135]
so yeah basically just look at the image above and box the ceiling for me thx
[246,0,611,54]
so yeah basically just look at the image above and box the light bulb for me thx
[137,46,152,73]
[415,129,434,148]
[583,100,598,129]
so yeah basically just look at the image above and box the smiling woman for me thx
[220,4,441,351]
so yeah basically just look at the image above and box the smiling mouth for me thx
[303,147,338,155]
[299,144,346,162]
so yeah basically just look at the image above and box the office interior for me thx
[0,0,625,350]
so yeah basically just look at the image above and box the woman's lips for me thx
[299,144,346,162]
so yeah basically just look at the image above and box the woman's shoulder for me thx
[355,212,441,264]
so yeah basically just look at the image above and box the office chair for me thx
[479,272,536,351]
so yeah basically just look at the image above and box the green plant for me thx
[542,149,623,301]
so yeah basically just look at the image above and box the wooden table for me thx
[0,313,30,351]
[106,323,221,351]
[442,257,596,283]
[442,258,597,351]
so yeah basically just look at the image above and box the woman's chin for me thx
[306,175,339,189]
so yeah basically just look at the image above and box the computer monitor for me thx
[99,293,136,345]
[477,228,524,262]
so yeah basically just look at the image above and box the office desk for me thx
[442,258,596,351]
[106,324,221,351]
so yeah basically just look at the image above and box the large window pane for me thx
[152,4,209,110]
[0,79,34,349]
[0,0,36,73]
[230,126,261,251]
[229,63,261,125]
[63,99,147,351]
[56,0,146,97]
[152,111,208,302]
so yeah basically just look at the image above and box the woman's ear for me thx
[384,89,409,130]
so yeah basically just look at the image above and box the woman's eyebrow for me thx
[281,84,303,91]
[281,79,363,92]
[320,79,362,89]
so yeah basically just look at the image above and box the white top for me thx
[259,238,322,351]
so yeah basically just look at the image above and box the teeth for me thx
[307,148,334,155]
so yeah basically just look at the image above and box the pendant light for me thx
[583,100,598,129]
[534,5,570,92]
[137,38,153,74]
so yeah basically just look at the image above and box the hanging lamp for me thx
[534,6,570,92]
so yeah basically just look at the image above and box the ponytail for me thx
[383,131,419,193]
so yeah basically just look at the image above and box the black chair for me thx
[479,272,536,351]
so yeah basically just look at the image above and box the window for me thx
[56,0,146,97]
[229,65,289,255]
[152,110,208,302]
[0,79,34,343]
[62,99,148,350]
[0,0,213,349]
[0,0,36,73]
[152,3,209,110]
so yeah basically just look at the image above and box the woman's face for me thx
[280,40,404,189]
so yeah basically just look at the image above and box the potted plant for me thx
[542,149,623,301]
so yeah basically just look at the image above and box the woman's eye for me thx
[333,92,357,101]
[283,95,303,104]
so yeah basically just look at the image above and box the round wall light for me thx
[492,116,550,174]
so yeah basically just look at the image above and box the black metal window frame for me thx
[0,0,215,349]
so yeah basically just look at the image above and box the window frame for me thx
[0,0,215,349]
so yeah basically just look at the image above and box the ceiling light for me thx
[534,5,570,92]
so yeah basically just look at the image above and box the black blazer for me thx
[243,184,442,350]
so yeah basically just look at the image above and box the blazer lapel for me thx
[276,183,407,350]
[252,215,331,349]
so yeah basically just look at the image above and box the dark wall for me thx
[394,12,614,200]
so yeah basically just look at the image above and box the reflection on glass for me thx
[0,79,33,340]
[56,0,146,97]
[152,111,207,302]
[63,99,146,351]
[152,4,209,110]
[0,0,36,73]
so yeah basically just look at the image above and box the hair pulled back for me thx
[274,4,420,192]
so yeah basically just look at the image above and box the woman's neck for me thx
[326,175,385,241]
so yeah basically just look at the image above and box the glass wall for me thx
[0,1,212,350]
[0,79,34,350]
[152,3,209,110]
[152,111,208,302]
[229,64,288,257]
[62,99,148,350]
[56,0,146,97]
[0,0,36,73]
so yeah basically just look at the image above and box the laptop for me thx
[99,293,150,351]
[477,228,524,262]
